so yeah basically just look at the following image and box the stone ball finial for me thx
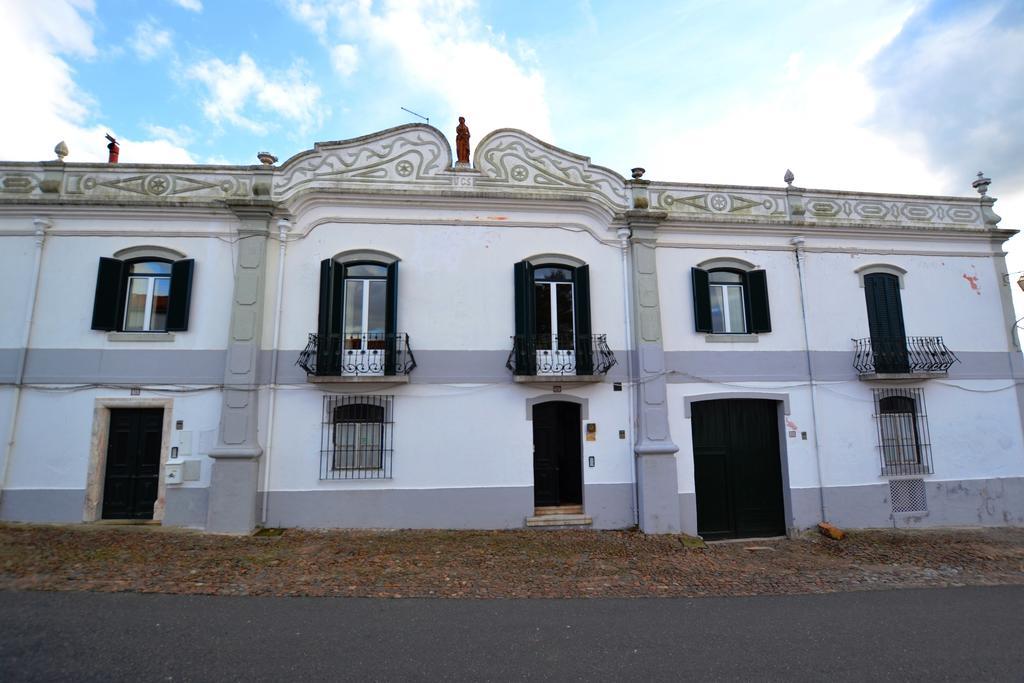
[631,167,646,179]
[972,171,991,196]
[257,152,278,166]
[54,141,68,161]
[784,169,795,186]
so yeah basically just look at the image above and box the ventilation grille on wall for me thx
[890,478,927,513]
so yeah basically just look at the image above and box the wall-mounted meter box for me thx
[164,463,183,485]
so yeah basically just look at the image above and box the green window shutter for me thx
[864,273,908,373]
[864,273,906,340]
[384,261,399,375]
[513,260,536,375]
[746,269,772,333]
[574,264,593,375]
[91,257,126,331]
[316,259,339,375]
[165,259,195,331]
[691,267,712,333]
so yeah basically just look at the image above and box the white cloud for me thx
[0,0,193,163]
[330,44,358,77]
[287,0,552,143]
[130,20,173,61]
[142,123,193,148]
[185,53,324,135]
[638,5,952,196]
[172,0,203,11]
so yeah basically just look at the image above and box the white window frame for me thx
[332,408,385,470]
[708,272,747,334]
[123,270,171,333]
[341,274,387,376]
[534,279,577,375]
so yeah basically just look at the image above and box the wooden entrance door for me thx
[532,401,583,508]
[691,399,785,540]
[102,408,163,520]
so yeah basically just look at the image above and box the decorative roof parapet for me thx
[0,125,1004,233]
[650,182,994,231]
[473,129,630,211]
[273,123,453,199]
[0,162,263,202]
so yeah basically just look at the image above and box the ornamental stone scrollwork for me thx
[473,129,629,210]
[0,174,38,194]
[273,124,451,198]
[63,172,252,198]
[653,187,787,217]
[803,191,982,228]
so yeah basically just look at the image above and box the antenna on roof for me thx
[401,107,429,125]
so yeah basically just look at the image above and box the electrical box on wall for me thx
[164,463,183,485]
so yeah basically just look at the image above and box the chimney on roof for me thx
[105,134,119,163]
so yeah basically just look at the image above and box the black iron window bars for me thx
[873,388,933,476]
[320,394,394,480]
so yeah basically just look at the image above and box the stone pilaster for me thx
[207,201,275,533]
[625,206,681,534]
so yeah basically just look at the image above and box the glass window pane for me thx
[366,280,386,348]
[343,280,364,346]
[534,266,572,282]
[534,282,552,339]
[130,261,172,275]
[124,278,150,331]
[149,277,170,331]
[555,283,575,349]
[726,285,746,333]
[345,264,387,278]
[709,285,725,333]
[709,270,742,284]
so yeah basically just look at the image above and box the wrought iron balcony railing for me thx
[506,334,617,376]
[297,332,417,377]
[852,336,959,376]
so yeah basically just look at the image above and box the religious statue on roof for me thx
[455,116,470,165]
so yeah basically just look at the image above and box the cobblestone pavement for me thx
[1,523,1022,598]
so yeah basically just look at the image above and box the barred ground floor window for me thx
[321,394,394,479]
[873,387,933,476]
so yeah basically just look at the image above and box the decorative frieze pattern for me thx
[654,189,787,217]
[273,126,451,198]
[652,184,987,229]
[0,124,996,233]
[474,130,629,210]
[64,172,252,198]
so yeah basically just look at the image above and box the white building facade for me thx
[1,124,1021,538]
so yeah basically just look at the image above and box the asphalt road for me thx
[2,586,1022,681]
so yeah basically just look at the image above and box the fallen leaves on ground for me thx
[1,524,1022,599]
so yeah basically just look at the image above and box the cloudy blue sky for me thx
[3,0,1023,314]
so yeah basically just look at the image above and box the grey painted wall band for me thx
[1,348,1020,385]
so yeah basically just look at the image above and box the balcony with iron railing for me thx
[852,336,959,378]
[297,332,416,381]
[506,334,617,382]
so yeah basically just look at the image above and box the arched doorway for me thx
[690,399,785,540]
[531,401,583,510]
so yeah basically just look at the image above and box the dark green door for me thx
[532,401,583,507]
[102,408,163,520]
[864,273,909,373]
[691,399,785,540]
